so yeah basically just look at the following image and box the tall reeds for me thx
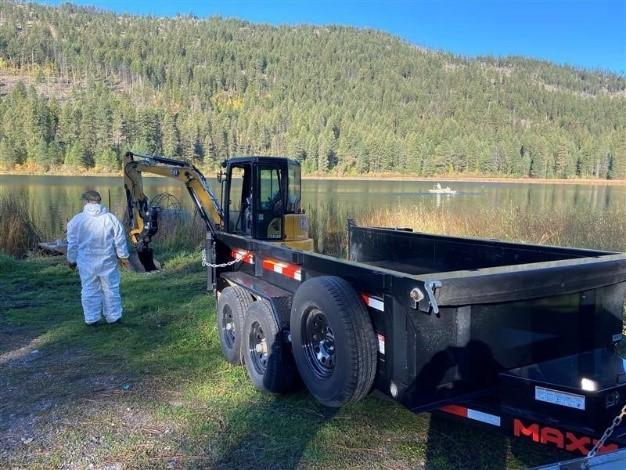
[358,205,626,252]
[149,209,207,254]
[0,194,41,258]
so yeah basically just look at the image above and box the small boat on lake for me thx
[428,183,457,194]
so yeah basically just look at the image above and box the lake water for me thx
[1,175,625,254]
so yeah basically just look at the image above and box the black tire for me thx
[216,286,253,364]
[242,300,300,393]
[290,276,377,407]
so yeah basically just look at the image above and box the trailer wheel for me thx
[216,286,253,364]
[290,276,377,407]
[242,300,300,393]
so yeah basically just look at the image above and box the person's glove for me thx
[119,258,130,269]
[68,262,77,271]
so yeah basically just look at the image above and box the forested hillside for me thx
[0,1,625,178]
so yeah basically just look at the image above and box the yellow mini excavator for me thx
[123,151,314,271]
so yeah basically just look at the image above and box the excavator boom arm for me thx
[123,152,223,249]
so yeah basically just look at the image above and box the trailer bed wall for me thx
[396,282,626,410]
[349,225,609,275]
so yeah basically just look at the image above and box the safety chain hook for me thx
[587,404,626,459]
[201,248,242,268]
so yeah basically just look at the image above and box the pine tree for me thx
[354,138,370,174]
[162,113,182,156]
[0,139,19,168]
[139,110,162,155]
[608,132,626,180]
[58,105,81,145]
[29,139,50,169]
[554,138,571,179]
[47,141,64,166]
[94,101,114,156]
[64,142,88,168]
[95,147,119,170]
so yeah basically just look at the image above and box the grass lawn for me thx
[0,252,569,469]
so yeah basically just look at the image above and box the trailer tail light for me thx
[440,405,501,427]
[231,249,255,264]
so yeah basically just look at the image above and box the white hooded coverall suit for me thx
[66,203,129,324]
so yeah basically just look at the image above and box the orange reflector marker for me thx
[262,258,302,281]
[231,249,254,264]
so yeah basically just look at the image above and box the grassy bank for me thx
[0,252,566,469]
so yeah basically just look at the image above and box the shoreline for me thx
[1,169,625,186]
[302,175,626,186]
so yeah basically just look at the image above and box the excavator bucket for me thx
[129,247,161,272]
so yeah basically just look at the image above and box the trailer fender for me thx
[221,271,292,328]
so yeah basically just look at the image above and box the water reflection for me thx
[1,176,624,253]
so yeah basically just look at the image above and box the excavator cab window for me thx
[225,163,252,235]
[286,161,301,213]
[222,157,303,241]
[256,166,285,239]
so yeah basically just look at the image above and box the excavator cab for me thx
[221,157,312,250]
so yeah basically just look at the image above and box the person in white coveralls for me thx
[66,190,129,325]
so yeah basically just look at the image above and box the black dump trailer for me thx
[206,222,626,458]
[123,152,626,462]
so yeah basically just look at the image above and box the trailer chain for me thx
[587,404,626,459]
[201,248,242,268]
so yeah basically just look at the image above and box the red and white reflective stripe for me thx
[377,333,385,354]
[361,294,384,312]
[262,258,302,281]
[232,249,254,264]
[440,405,501,427]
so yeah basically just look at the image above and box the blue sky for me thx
[40,0,626,74]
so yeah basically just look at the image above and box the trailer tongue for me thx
[123,152,626,460]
